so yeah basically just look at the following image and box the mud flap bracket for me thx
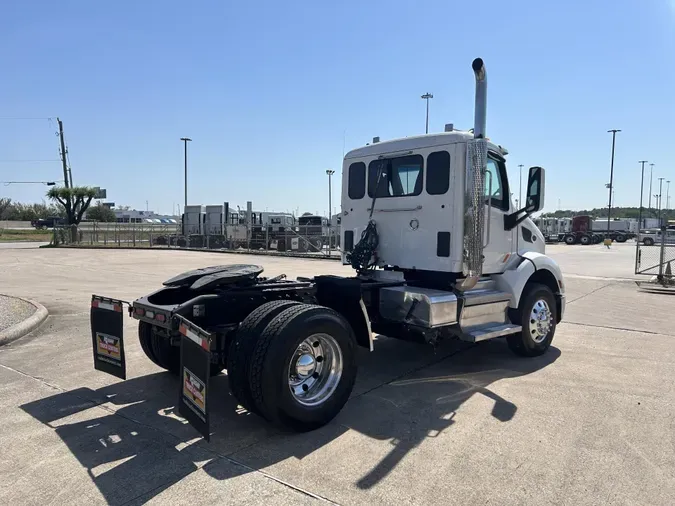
[175,314,212,441]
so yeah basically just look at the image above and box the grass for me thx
[0,228,52,242]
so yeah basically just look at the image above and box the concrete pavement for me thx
[0,247,674,505]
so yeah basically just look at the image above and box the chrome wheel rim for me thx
[529,299,552,343]
[288,333,343,406]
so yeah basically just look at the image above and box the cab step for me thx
[460,323,522,343]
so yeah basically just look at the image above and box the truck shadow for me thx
[20,339,559,504]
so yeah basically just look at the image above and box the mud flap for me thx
[90,295,128,380]
[175,314,212,441]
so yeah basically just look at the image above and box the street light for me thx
[606,129,621,238]
[667,180,671,211]
[326,169,335,257]
[180,137,192,211]
[421,93,433,134]
[658,177,665,222]
[638,160,648,229]
[649,163,655,212]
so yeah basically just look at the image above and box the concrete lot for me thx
[0,244,674,505]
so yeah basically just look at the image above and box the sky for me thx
[1,0,674,216]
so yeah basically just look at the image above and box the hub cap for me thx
[529,299,552,343]
[288,333,343,406]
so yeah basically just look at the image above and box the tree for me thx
[47,186,97,241]
[0,198,11,220]
[86,203,117,222]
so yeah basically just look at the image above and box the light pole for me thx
[667,180,671,211]
[638,160,647,228]
[421,93,433,134]
[180,137,192,211]
[658,177,665,222]
[326,169,335,256]
[648,163,655,212]
[606,129,621,237]
[517,164,524,206]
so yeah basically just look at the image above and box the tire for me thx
[227,300,302,415]
[139,321,181,374]
[644,238,654,246]
[139,321,160,366]
[615,234,626,243]
[579,234,591,245]
[507,283,557,357]
[249,304,357,432]
[564,234,576,245]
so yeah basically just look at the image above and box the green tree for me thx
[47,186,97,241]
[86,203,117,222]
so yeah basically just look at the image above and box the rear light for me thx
[155,313,166,323]
[145,310,155,319]
[134,307,145,317]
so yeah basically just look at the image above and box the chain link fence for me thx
[635,229,675,277]
[51,222,342,258]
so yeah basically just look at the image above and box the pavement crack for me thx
[0,362,66,393]
[563,320,674,337]
[566,282,613,304]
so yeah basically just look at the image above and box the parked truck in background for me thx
[562,215,635,245]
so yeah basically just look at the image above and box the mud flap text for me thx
[176,315,212,441]
[90,295,127,380]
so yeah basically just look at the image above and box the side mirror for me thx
[525,166,545,212]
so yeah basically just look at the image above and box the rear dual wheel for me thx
[228,301,357,432]
[138,321,223,376]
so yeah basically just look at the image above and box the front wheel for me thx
[248,304,357,432]
[644,238,654,246]
[507,283,557,357]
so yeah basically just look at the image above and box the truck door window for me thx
[426,151,450,195]
[348,162,366,199]
[485,156,507,210]
[368,154,424,198]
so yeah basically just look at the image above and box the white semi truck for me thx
[89,58,565,439]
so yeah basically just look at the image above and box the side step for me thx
[460,323,522,343]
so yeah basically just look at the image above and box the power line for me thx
[0,117,55,120]
[0,159,60,163]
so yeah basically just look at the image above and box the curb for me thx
[57,244,343,261]
[0,296,49,346]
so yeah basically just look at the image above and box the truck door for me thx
[482,153,514,273]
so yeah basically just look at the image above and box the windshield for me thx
[299,216,322,226]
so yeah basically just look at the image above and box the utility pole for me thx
[648,163,655,212]
[180,137,192,211]
[57,118,70,189]
[606,129,621,238]
[638,160,647,228]
[658,177,665,222]
[421,93,433,134]
[326,169,335,257]
[518,164,524,206]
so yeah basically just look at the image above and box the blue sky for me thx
[1,0,674,216]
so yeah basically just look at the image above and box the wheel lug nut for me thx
[312,372,319,379]
[316,356,323,363]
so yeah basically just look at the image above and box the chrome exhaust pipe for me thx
[459,58,489,291]
[472,58,487,139]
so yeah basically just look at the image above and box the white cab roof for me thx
[344,131,506,160]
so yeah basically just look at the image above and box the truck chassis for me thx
[91,263,562,439]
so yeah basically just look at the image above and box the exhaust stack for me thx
[460,58,489,290]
